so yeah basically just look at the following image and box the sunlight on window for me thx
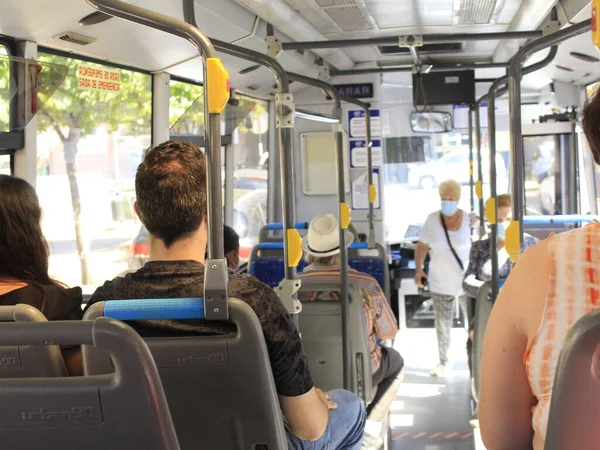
[390,413,414,427]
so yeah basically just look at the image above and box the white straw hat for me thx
[302,214,354,258]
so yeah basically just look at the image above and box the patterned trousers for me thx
[430,293,468,366]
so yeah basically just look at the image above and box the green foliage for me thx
[37,53,152,140]
[169,80,204,135]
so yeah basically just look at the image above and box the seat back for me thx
[471,282,493,402]
[83,298,287,450]
[298,282,374,403]
[0,318,179,450]
[544,308,600,450]
[0,304,67,378]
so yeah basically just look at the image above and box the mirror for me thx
[410,111,453,133]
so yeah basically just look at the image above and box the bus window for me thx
[523,135,560,215]
[0,45,9,132]
[169,79,203,133]
[0,153,10,175]
[36,52,152,289]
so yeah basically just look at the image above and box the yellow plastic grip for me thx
[469,160,474,177]
[506,220,521,263]
[369,184,377,204]
[593,0,600,51]
[475,180,483,200]
[340,202,351,229]
[206,58,230,114]
[485,198,496,224]
[287,228,302,268]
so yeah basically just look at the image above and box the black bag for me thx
[440,213,465,271]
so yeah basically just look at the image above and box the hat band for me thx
[307,244,340,255]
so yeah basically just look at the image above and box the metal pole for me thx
[474,103,485,237]
[508,20,591,261]
[87,0,228,321]
[365,109,375,248]
[569,110,579,215]
[281,30,543,51]
[409,47,421,66]
[286,71,351,390]
[485,45,558,302]
[468,105,475,216]
[332,61,510,77]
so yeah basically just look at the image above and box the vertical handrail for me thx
[468,105,475,218]
[287,72,351,390]
[483,45,558,300]
[87,0,230,320]
[474,103,485,237]
[507,20,591,262]
[182,0,303,317]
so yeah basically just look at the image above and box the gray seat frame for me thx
[0,317,179,450]
[0,304,68,378]
[298,282,374,403]
[83,298,287,450]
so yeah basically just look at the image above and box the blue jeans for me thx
[286,389,366,450]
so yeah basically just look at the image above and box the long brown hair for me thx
[0,175,56,285]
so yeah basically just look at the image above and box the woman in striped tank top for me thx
[479,94,600,450]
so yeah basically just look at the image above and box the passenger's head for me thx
[497,194,512,222]
[0,175,54,285]
[135,141,207,249]
[303,214,354,266]
[583,92,600,165]
[438,179,461,217]
[224,225,240,269]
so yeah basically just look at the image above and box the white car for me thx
[408,148,507,189]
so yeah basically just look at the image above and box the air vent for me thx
[246,85,259,91]
[555,64,574,72]
[454,0,498,25]
[570,51,600,63]
[55,32,96,46]
[312,0,373,32]
[239,65,261,75]
[315,0,354,6]
[378,42,463,56]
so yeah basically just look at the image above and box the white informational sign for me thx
[453,103,489,129]
[351,169,381,210]
[350,140,383,168]
[348,109,381,138]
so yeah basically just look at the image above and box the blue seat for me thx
[249,253,385,291]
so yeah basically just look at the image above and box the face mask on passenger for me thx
[497,221,509,240]
[440,200,458,216]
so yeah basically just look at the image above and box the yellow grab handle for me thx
[593,0,600,51]
[506,220,521,263]
[340,202,351,229]
[469,160,474,177]
[485,198,496,224]
[475,180,483,200]
[206,58,230,114]
[286,228,303,268]
[369,184,377,204]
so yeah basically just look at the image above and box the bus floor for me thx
[390,327,477,450]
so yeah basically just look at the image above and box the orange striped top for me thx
[525,223,600,445]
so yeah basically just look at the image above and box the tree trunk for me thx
[63,129,91,285]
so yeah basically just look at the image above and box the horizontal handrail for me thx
[523,215,598,225]
[266,222,310,230]
[257,242,369,250]
[104,298,205,320]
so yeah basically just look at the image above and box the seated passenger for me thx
[0,175,83,373]
[224,225,240,270]
[297,214,403,448]
[86,141,366,449]
[479,93,600,450]
[463,194,538,375]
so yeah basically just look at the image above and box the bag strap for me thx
[440,213,465,271]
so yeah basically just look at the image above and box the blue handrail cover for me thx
[523,214,599,225]
[258,241,369,250]
[104,298,205,321]
[266,222,310,230]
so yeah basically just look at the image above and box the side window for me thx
[36,52,152,289]
[445,155,463,164]
[0,44,10,133]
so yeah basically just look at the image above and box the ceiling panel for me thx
[367,0,454,29]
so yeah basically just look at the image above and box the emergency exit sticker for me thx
[77,65,121,92]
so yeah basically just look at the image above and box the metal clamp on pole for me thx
[398,35,423,47]
[276,279,302,315]
[508,19,591,263]
[89,0,230,321]
[265,35,283,59]
[275,93,295,128]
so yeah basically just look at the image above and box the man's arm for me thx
[414,241,429,287]
[279,388,335,441]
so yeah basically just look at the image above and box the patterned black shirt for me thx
[86,260,313,397]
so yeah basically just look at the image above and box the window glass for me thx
[232,95,269,262]
[169,80,203,132]
[0,45,9,132]
[522,135,559,215]
[36,53,152,289]
[0,154,10,175]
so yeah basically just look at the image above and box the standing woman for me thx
[0,175,82,320]
[414,179,471,377]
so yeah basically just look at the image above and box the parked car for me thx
[407,148,507,189]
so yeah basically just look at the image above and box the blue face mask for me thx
[441,200,458,216]
[498,221,509,240]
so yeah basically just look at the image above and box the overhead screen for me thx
[412,70,475,106]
